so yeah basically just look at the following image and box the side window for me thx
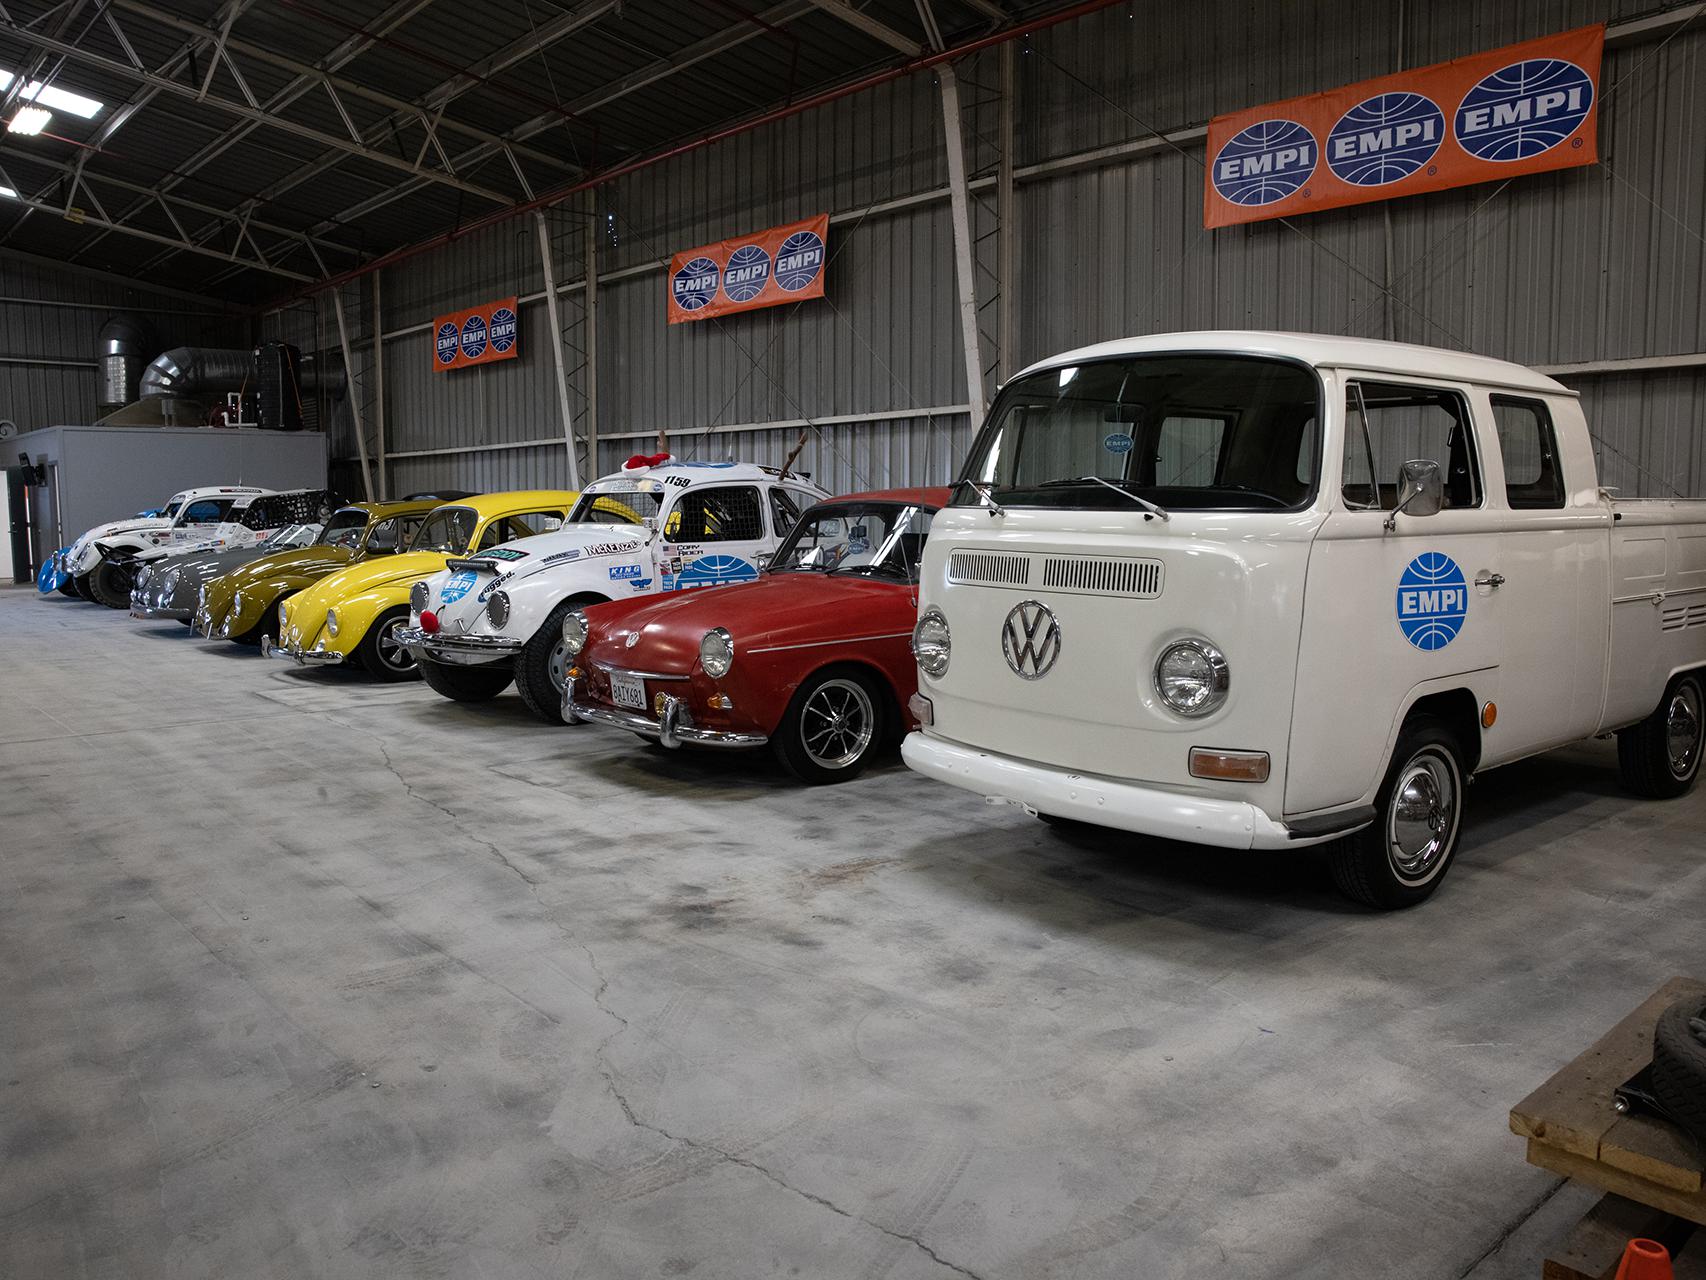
[1295,416,1319,486]
[478,510,566,549]
[664,486,764,544]
[181,499,230,525]
[1491,397,1566,510]
[366,518,399,552]
[769,487,803,538]
[1154,415,1227,486]
[1342,381,1481,510]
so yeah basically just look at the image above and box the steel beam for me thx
[584,189,599,474]
[329,287,374,500]
[996,38,1016,379]
[807,0,922,55]
[372,269,387,499]
[937,64,987,423]
[534,212,582,489]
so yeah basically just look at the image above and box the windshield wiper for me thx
[1037,476,1170,521]
[952,478,1006,517]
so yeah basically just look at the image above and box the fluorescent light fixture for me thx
[7,106,51,136]
[0,71,103,119]
[0,186,16,199]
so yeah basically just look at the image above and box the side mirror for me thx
[1385,459,1444,531]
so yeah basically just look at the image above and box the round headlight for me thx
[161,568,179,593]
[136,565,153,588]
[410,581,428,614]
[561,608,589,656]
[912,607,951,678]
[699,627,734,679]
[486,589,510,629]
[325,607,340,638]
[1154,639,1229,717]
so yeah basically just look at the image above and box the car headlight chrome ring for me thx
[485,589,510,629]
[1154,638,1229,717]
[912,607,951,679]
[561,607,589,656]
[325,607,340,638]
[699,627,734,679]
[136,565,153,588]
[161,568,179,593]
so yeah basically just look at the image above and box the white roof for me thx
[166,485,270,503]
[1012,331,1572,397]
[583,460,786,491]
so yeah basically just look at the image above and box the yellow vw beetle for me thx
[267,490,578,679]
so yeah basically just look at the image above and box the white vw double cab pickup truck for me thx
[401,456,829,723]
[903,332,1706,908]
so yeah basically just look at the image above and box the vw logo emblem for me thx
[1001,600,1061,680]
[625,631,640,648]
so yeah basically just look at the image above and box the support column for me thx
[584,190,600,477]
[938,63,987,424]
[997,39,1017,381]
[534,210,582,489]
[371,267,387,498]
[330,286,374,500]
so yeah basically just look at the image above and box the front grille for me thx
[948,550,1030,588]
[1039,555,1164,598]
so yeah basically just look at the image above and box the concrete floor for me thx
[3,584,1703,1280]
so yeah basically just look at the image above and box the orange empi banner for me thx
[432,297,519,372]
[1203,25,1604,229]
[667,214,828,324]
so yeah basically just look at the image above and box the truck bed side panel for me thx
[1602,500,1706,730]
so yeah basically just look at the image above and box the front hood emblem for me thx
[1002,600,1061,679]
[625,630,640,648]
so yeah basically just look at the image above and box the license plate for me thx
[610,671,646,711]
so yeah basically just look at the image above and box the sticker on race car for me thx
[609,564,643,580]
[542,549,582,565]
[582,542,642,558]
[440,569,480,604]
[627,578,654,590]
[478,547,530,561]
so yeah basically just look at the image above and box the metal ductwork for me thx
[97,315,155,413]
[138,347,255,399]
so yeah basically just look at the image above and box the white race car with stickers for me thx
[400,456,829,722]
[61,485,272,608]
[902,331,1706,909]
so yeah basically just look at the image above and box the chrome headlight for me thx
[912,607,951,678]
[699,627,734,679]
[561,607,589,656]
[324,607,340,638]
[161,568,179,593]
[1154,638,1229,717]
[135,565,153,588]
[485,590,510,629]
[410,581,429,613]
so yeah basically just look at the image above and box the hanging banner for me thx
[1203,25,1603,229]
[432,296,520,371]
[666,214,828,324]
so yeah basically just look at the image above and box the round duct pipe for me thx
[97,314,155,412]
[138,347,254,399]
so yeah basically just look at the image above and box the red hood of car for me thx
[583,572,917,673]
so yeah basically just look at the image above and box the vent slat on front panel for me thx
[1661,601,1706,632]
[1040,556,1164,598]
[948,551,1030,587]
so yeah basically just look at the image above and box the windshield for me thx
[318,509,369,548]
[160,500,183,519]
[958,354,1321,511]
[411,506,478,553]
[772,503,934,581]
[266,524,320,549]
[569,488,663,525]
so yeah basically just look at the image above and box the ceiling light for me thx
[8,106,50,136]
[23,82,102,119]
[0,186,16,199]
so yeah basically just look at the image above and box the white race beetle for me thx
[903,331,1706,909]
[62,485,271,607]
[400,457,829,721]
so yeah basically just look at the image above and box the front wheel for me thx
[56,577,79,598]
[1328,715,1466,910]
[514,599,593,724]
[230,600,280,647]
[773,668,887,784]
[420,657,514,702]
[1617,672,1704,799]
[355,607,419,681]
[72,573,95,601]
[88,557,135,609]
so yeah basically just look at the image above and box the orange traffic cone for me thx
[1613,1238,1673,1280]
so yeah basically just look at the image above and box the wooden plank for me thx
[1529,1140,1706,1228]
[1511,976,1706,1164]
[1541,1193,1693,1280]
[1603,1114,1706,1194]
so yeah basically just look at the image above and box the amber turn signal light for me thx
[1188,748,1270,783]
[1481,701,1497,728]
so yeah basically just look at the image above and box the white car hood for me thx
[458,524,649,583]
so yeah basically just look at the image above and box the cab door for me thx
[660,484,768,591]
[1288,373,1506,815]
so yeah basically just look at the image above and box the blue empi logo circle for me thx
[488,307,517,353]
[435,321,459,365]
[459,314,488,360]
[1456,58,1595,162]
[672,256,721,311]
[1396,553,1469,651]
[775,231,824,292]
[1328,93,1445,186]
[722,244,771,303]
[1211,119,1317,207]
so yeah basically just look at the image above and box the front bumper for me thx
[261,635,345,666]
[901,732,1343,850]
[131,602,190,620]
[565,687,767,749]
[395,626,521,665]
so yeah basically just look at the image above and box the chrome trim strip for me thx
[1614,584,1706,605]
[591,662,690,682]
[130,605,190,620]
[747,631,911,655]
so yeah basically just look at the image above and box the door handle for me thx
[1475,572,1505,590]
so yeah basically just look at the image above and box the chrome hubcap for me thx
[1666,684,1702,778]
[378,619,416,671]
[800,678,875,770]
[1388,748,1458,883]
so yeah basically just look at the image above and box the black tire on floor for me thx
[355,606,419,681]
[773,666,888,785]
[72,573,95,601]
[1617,671,1704,799]
[230,600,280,648]
[88,557,134,609]
[1328,714,1466,910]
[56,578,79,598]
[178,617,193,628]
[514,598,597,724]
[1651,995,1706,1147]
[420,657,514,702]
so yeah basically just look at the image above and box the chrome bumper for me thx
[564,690,767,749]
[395,625,521,664]
[261,635,345,666]
[130,603,190,620]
